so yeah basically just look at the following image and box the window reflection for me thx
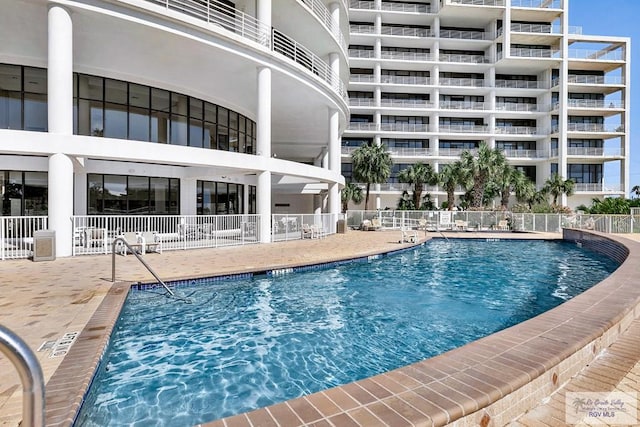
[88,174,179,215]
[0,170,48,216]
[197,180,244,215]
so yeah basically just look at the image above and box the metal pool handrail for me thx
[111,237,191,303]
[0,325,45,427]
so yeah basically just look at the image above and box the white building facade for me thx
[343,0,630,211]
[0,0,349,256]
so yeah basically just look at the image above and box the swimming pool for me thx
[75,239,619,426]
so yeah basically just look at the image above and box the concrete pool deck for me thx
[0,230,638,426]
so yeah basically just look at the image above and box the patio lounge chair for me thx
[454,220,468,231]
[118,232,144,256]
[140,232,162,254]
[496,220,509,231]
[399,227,418,243]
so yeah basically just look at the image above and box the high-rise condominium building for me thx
[0,0,349,256]
[342,0,630,211]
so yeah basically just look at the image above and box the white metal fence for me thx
[0,216,48,260]
[271,213,337,242]
[346,210,640,234]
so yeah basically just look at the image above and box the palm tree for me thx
[543,173,575,205]
[439,161,465,211]
[460,142,507,209]
[341,182,364,213]
[397,162,437,210]
[492,165,529,210]
[515,180,547,209]
[631,185,640,199]
[351,143,392,210]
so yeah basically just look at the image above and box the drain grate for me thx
[49,331,79,358]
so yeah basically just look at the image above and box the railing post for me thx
[0,325,45,427]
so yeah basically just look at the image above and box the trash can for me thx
[33,230,56,261]
[337,219,347,234]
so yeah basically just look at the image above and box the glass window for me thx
[129,84,149,109]
[105,79,127,104]
[23,67,46,94]
[229,129,238,152]
[229,111,238,131]
[127,176,149,214]
[150,177,170,214]
[103,175,127,214]
[218,107,228,128]
[151,111,169,143]
[0,64,21,91]
[170,93,188,146]
[0,91,22,129]
[78,74,103,101]
[24,93,47,131]
[151,88,171,113]
[1,171,24,216]
[249,185,256,214]
[217,126,229,151]
[104,103,128,139]
[204,122,216,150]
[169,178,179,215]
[216,182,228,214]
[87,174,103,215]
[129,106,150,141]
[198,181,216,215]
[23,172,47,215]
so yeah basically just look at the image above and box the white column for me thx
[328,109,340,215]
[48,4,73,135]
[257,66,272,241]
[329,52,340,89]
[47,4,74,257]
[257,0,271,28]
[180,178,197,215]
[48,154,74,257]
[257,171,271,243]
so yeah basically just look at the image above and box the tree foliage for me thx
[351,143,392,210]
[397,162,437,210]
[341,182,363,213]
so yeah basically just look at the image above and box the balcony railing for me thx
[565,123,624,133]
[347,122,377,131]
[439,125,489,133]
[348,48,376,58]
[511,0,560,8]
[349,98,375,107]
[495,79,547,89]
[146,0,346,99]
[387,147,434,156]
[381,26,433,38]
[380,99,434,109]
[272,30,346,98]
[380,123,429,132]
[510,23,560,34]
[349,0,432,13]
[494,126,540,135]
[439,30,493,40]
[568,49,624,61]
[381,75,430,85]
[350,74,375,83]
[440,101,488,110]
[381,51,433,61]
[438,148,478,157]
[566,147,624,157]
[495,103,541,112]
[510,48,561,58]
[439,53,490,63]
[300,0,348,52]
[566,75,625,85]
[500,149,546,158]
[566,99,624,109]
[440,77,485,87]
[449,0,505,6]
[350,24,376,34]
[574,183,623,192]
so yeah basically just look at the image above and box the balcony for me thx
[350,24,376,34]
[500,149,547,158]
[381,26,434,38]
[380,75,430,85]
[449,0,505,6]
[350,74,376,83]
[380,99,434,109]
[381,51,433,61]
[495,79,547,89]
[510,48,561,58]
[440,77,485,87]
[566,100,623,109]
[440,101,489,110]
[574,183,623,192]
[494,126,541,135]
[566,147,624,157]
[439,125,489,133]
[510,23,561,34]
[299,0,348,52]
[439,29,493,40]
[349,0,432,13]
[347,122,377,131]
[511,0,561,8]
[439,148,478,157]
[565,123,624,133]
[566,75,625,85]
[495,103,541,112]
[387,147,433,156]
[439,53,490,63]
[348,49,376,59]
[380,123,429,132]
[568,49,624,61]
[349,98,376,107]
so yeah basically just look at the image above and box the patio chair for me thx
[496,220,509,231]
[399,227,418,243]
[454,220,468,231]
[119,232,144,256]
[140,232,162,254]
[83,228,108,254]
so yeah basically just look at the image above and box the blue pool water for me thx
[76,239,619,426]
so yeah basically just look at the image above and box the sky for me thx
[568,0,638,193]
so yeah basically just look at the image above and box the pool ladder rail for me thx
[111,237,192,303]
